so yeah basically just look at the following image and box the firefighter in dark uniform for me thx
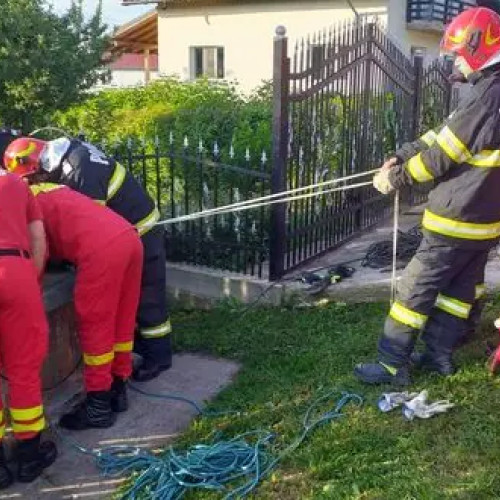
[0,128,19,168]
[355,6,500,385]
[7,136,172,382]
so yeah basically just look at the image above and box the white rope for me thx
[155,179,374,226]
[156,168,379,226]
[390,190,400,305]
[155,169,379,227]
[28,126,71,139]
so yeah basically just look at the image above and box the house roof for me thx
[123,0,313,7]
[110,52,159,70]
[157,0,297,5]
[112,9,158,54]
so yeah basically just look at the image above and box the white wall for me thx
[95,69,160,89]
[158,1,387,93]
[387,0,442,59]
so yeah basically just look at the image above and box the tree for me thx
[0,0,110,130]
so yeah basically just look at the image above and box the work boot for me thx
[354,362,411,386]
[132,358,172,382]
[455,330,474,348]
[59,391,116,431]
[0,444,13,489]
[17,434,57,483]
[133,336,172,382]
[110,377,128,413]
[410,352,456,376]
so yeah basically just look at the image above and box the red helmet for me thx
[3,137,47,177]
[441,7,500,74]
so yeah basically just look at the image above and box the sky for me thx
[49,0,153,29]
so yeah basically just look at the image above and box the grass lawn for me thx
[150,298,500,499]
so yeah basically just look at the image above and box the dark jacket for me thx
[389,69,500,248]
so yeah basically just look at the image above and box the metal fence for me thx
[270,19,454,279]
[96,21,456,282]
[110,136,271,278]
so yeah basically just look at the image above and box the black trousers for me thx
[378,237,490,367]
[135,226,172,363]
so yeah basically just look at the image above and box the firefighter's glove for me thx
[402,390,454,421]
[377,392,419,413]
[373,167,395,195]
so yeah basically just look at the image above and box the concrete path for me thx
[0,354,240,499]
[285,206,500,303]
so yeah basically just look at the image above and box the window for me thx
[411,46,427,57]
[190,46,225,79]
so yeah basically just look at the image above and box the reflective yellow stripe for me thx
[0,413,5,439]
[379,362,397,376]
[12,417,46,434]
[435,294,471,319]
[476,284,486,300]
[436,126,471,163]
[468,150,500,167]
[30,183,65,196]
[136,207,160,236]
[95,199,106,206]
[423,210,500,241]
[114,341,133,353]
[420,130,437,147]
[10,406,43,421]
[389,302,427,330]
[83,351,114,366]
[407,154,434,182]
[8,142,37,171]
[140,319,172,338]
[107,163,126,201]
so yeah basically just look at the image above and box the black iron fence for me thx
[270,19,454,279]
[109,136,271,278]
[89,21,457,282]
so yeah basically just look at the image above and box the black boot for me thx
[17,434,57,483]
[0,445,13,489]
[354,362,411,386]
[132,336,172,383]
[110,378,128,413]
[132,358,172,383]
[59,391,116,431]
[410,351,456,376]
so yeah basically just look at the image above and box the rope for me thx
[391,191,400,304]
[53,390,363,500]
[156,179,374,227]
[29,126,71,139]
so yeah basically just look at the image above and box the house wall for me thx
[158,1,388,93]
[386,0,442,60]
[157,0,447,93]
[95,69,160,89]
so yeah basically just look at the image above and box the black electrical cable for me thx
[361,225,422,270]
[0,356,83,393]
[42,356,83,392]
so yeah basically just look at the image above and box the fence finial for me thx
[275,25,286,38]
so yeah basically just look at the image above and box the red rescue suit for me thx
[0,173,48,440]
[32,183,143,392]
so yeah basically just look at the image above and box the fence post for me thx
[269,26,290,281]
[356,21,374,231]
[443,57,454,116]
[412,52,424,141]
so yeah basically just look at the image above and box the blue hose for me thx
[52,389,363,499]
